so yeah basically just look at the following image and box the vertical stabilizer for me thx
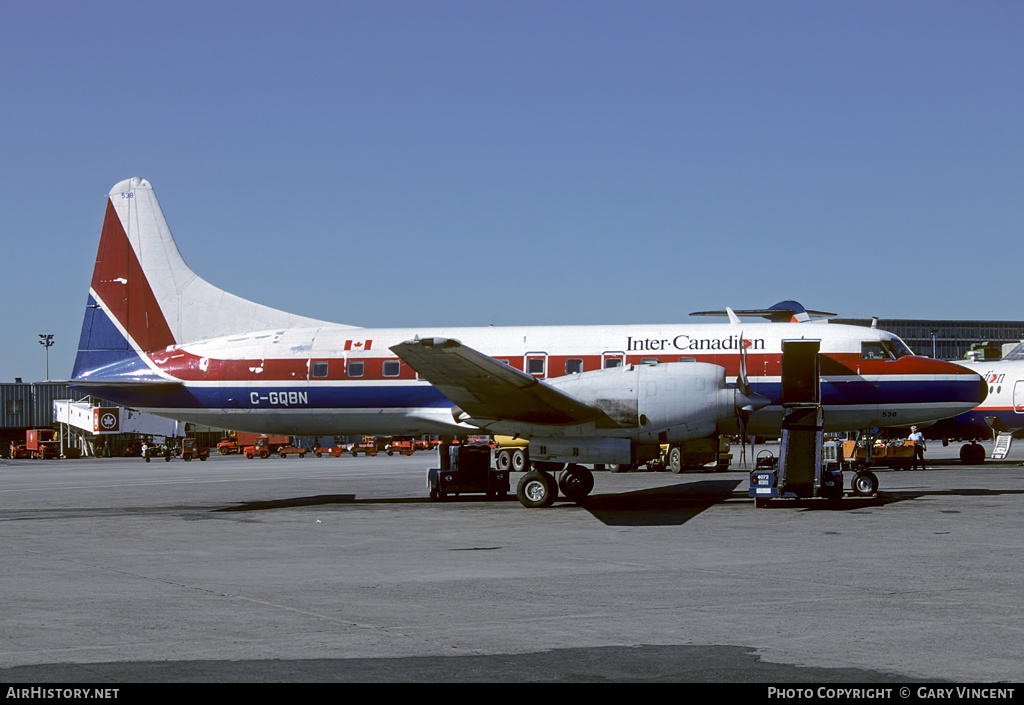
[73,178,344,381]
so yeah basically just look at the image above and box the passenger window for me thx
[565,358,583,374]
[604,357,623,369]
[527,358,546,376]
[347,361,364,377]
[382,360,400,377]
[311,361,329,378]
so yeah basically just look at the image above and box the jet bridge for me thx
[53,400,183,457]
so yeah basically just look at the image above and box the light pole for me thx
[39,334,54,380]
[931,329,939,359]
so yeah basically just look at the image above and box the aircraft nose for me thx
[944,361,987,408]
[975,371,989,405]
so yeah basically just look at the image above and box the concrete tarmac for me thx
[1,442,1022,683]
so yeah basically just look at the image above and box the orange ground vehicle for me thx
[26,429,60,459]
[179,438,210,461]
[276,444,308,458]
[349,437,379,457]
[219,432,289,455]
[243,435,293,459]
[384,439,415,456]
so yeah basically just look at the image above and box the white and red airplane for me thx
[73,178,986,503]
[915,347,1024,463]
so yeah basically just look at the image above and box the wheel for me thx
[219,447,230,455]
[183,454,192,461]
[851,471,878,497]
[511,448,528,472]
[259,451,268,459]
[145,456,150,463]
[607,463,634,473]
[280,452,287,459]
[495,450,512,472]
[200,455,207,461]
[960,443,985,464]
[667,446,682,473]
[557,465,595,502]
[516,470,557,508]
[299,453,305,458]
[245,453,253,459]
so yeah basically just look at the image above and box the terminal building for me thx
[1,380,210,458]
[3,318,1023,456]
[832,318,1024,362]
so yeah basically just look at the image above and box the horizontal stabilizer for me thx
[691,300,836,323]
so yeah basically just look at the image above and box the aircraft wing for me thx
[390,337,611,426]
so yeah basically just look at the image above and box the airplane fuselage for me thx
[74,319,985,438]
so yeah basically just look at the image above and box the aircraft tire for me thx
[667,447,683,474]
[960,443,985,464]
[517,470,557,508]
[851,471,878,497]
[557,465,594,502]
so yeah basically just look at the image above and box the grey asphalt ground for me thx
[1,441,1022,684]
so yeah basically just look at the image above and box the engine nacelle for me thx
[546,361,742,443]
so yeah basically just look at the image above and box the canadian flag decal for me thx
[344,339,373,351]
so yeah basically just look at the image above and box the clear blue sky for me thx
[1,1,1021,382]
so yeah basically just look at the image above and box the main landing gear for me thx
[516,464,595,508]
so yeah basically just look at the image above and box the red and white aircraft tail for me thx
[74,177,349,380]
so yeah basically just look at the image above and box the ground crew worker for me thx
[908,426,926,470]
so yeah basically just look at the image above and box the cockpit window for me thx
[861,342,888,360]
[862,339,912,361]
[883,338,913,359]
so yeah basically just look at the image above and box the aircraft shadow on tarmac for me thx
[209,482,1024,527]
[211,480,745,527]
